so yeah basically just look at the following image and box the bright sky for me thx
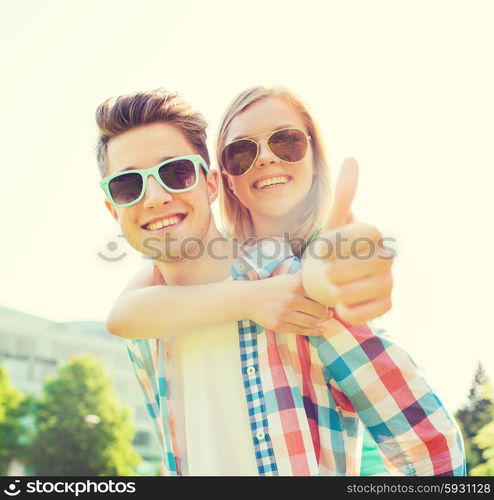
[1,0,493,412]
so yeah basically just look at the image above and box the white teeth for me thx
[146,215,182,231]
[255,176,289,189]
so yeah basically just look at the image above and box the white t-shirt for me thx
[170,320,258,476]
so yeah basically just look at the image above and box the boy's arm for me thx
[107,265,327,339]
[314,319,466,476]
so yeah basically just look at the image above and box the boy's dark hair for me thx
[95,88,210,177]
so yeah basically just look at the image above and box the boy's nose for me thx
[142,176,173,209]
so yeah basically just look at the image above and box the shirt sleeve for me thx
[311,318,466,476]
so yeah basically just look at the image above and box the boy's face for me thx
[104,122,219,262]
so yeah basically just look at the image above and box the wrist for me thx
[225,280,257,323]
[302,250,337,307]
[240,280,257,321]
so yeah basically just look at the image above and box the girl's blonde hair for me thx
[216,86,332,257]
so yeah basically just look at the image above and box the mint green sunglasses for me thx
[101,154,209,208]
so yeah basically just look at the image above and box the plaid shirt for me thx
[126,240,465,476]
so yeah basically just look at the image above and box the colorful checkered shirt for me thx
[125,240,466,476]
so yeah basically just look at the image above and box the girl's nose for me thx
[254,139,278,168]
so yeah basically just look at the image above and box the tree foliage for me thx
[29,355,141,476]
[470,421,494,476]
[455,362,494,473]
[0,365,32,475]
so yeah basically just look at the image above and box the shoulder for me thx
[118,262,159,297]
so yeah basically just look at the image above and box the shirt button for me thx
[256,431,265,441]
[246,366,256,376]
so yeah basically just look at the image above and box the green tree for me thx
[455,362,494,473]
[0,365,33,475]
[470,421,494,476]
[29,355,141,475]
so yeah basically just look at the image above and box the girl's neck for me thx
[251,211,299,240]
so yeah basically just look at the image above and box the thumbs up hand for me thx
[302,158,394,327]
[325,157,359,231]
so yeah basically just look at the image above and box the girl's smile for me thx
[252,173,292,190]
[223,96,315,225]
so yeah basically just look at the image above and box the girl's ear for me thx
[206,169,220,204]
[221,169,235,194]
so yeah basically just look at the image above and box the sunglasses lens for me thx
[109,173,143,205]
[221,140,258,176]
[159,159,197,190]
[268,129,308,162]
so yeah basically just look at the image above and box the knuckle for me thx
[271,318,283,331]
[279,296,290,309]
[383,256,394,270]
[385,273,394,291]
[346,311,359,325]
[336,304,356,325]
[315,325,325,336]
[381,273,393,293]
[332,285,347,304]
[382,296,392,313]
[371,225,383,241]
[273,321,284,332]
[291,273,303,286]
[326,263,341,283]
[286,293,298,308]
[285,277,298,292]
[317,305,329,318]
[379,249,394,262]
[306,317,320,328]
[362,224,382,241]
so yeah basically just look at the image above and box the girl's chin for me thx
[251,204,302,222]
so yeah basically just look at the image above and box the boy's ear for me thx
[221,169,235,194]
[105,199,120,222]
[206,169,220,204]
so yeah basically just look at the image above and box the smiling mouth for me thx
[253,175,291,189]
[142,214,187,231]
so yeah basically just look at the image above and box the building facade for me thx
[0,306,161,475]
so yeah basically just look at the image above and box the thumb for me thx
[324,157,359,232]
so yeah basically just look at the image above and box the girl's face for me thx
[222,96,315,231]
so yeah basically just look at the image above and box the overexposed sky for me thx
[1,0,493,411]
